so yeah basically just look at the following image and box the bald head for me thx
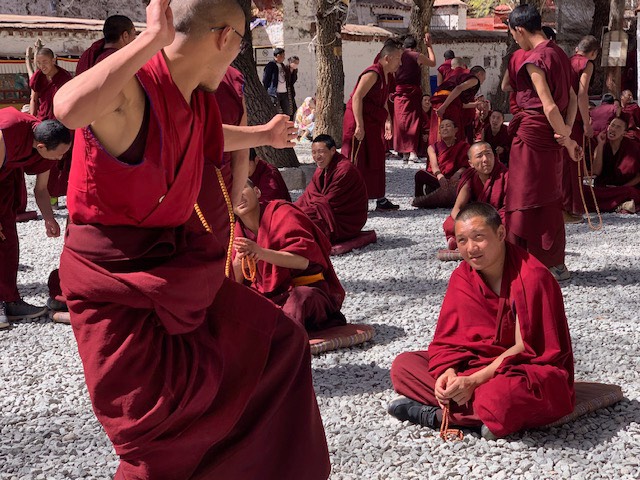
[172,0,245,38]
[451,57,465,69]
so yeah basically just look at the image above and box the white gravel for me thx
[2,146,639,479]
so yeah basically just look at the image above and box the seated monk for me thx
[248,148,291,202]
[590,93,620,136]
[417,94,431,158]
[413,119,469,208]
[388,202,575,439]
[620,89,640,141]
[443,142,508,250]
[295,134,368,243]
[585,117,640,213]
[234,180,347,331]
[482,110,512,166]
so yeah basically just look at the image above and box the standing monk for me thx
[0,109,70,328]
[53,0,330,477]
[342,39,403,211]
[76,15,137,74]
[436,50,455,86]
[506,4,580,281]
[392,34,436,163]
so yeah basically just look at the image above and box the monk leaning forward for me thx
[53,0,330,477]
[389,202,575,440]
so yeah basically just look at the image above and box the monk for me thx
[342,39,403,211]
[436,49,455,86]
[443,142,508,250]
[584,117,640,213]
[505,4,580,282]
[620,89,640,140]
[248,148,291,202]
[590,93,620,135]
[234,180,346,331]
[0,109,70,328]
[562,35,599,221]
[417,93,431,158]
[431,64,486,145]
[388,202,575,440]
[472,96,491,142]
[295,134,368,243]
[53,0,330,477]
[76,15,137,74]
[482,110,511,165]
[392,33,436,163]
[413,119,469,208]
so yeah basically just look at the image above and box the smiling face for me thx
[311,141,336,170]
[422,95,431,112]
[36,54,56,77]
[607,117,627,141]
[468,143,495,176]
[455,216,506,273]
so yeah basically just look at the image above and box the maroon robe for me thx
[76,39,118,75]
[393,50,423,154]
[508,49,530,115]
[473,110,491,142]
[437,59,453,82]
[235,200,346,331]
[506,40,571,268]
[414,140,469,205]
[60,52,330,479]
[483,124,511,165]
[250,158,291,203]
[621,102,640,140]
[443,162,509,243]
[295,152,368,243]
[0,109,54,302]
[590,103,618,136]
[215,66,244,170]
[417,106,431,157]
[342,63,390,199]
[391,242,575,437]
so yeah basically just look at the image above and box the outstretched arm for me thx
[578,62,594,137]
[417,33,436,67]
[436,78,478,117]
[223,114,297,151]
[34,171,60,238]
[352,72,379,141]
[501,69,512,92]
[234,237,309,270]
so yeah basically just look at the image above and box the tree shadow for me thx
[341,276,447,297]
[313,364,392,398]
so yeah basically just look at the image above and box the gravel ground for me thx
[1,146,639,479]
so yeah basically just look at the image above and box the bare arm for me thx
[437,78,478,116]
[437,71,443,86]
[234,237,309,270]
[417,33,436,67]
[591,131,606,176]
[565,87,578,130]
[25,47,35,78]
[450,183,471,220]
[34,171,60,238]
[29,90,38,117]
[223,114,296,151]
[623,173,640,187]
[427,145,442,178]
[501,69,512,92]
[352,72,378,141]
[230,99,250,208]
[578,63,594,137]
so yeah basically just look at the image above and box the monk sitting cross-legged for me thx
[442,142,508,250]
[388,202,575,440]
[295,134,368,243]
[234,180,347,331]
[413,119,469,208]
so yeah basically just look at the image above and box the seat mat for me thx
[330,230,377,256]
[543,381,624,428]
[308,323,375,355]
[437,249,463,262]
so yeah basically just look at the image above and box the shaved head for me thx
[451,57,465,68]
[172,0,245,38]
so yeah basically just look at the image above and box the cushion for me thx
[330,230,377,256]
[16,210,38,223]
[437,249,463,262]
[309,323,375,355]
[543,381,624,428]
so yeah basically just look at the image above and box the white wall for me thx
[0,29,102,57]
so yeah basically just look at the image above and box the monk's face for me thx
[621,91,633,105]
[311,142,336,170]
[455,217,506,273]
[422,95,431,112]
[385,51,403,74]
[489,111,504,130]
[439,120,457,140]
[36,54,56,76]
[606,118,626,141]
[200,12,247,92]
[234,184,260,217]
[468,144,495,176]
[36,142,71,160]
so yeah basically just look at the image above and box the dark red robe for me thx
[443,162,509,243]
[414,140,469,206]
[393,50,422,154]
[59,52,330,479]
[506,40,571,268]
[295,152,368,243]
[249,157,291,203]
[621,102,640,140]
[391,242,575,437]
[214,66,244,169]
[0,109,54,302]
[508,49,530,115]
[235,200,346,331]
[437,59,453,82]
[76,39,119,75]
[342,63,391,199]
[483,124,511,165]
[590,103,618,136]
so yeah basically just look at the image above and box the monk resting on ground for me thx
[413,119,469,208]
[295,134,368,243]
[389,202,575,439]
[248,148,291,202]
[443,142,508,250]
[482,110,511,165]
[234,180,347,331]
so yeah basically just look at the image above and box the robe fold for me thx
[391,242,575,437]
[0,109,54,302]
[60,52,330,479]
[483,124,511,165]
[443,162,508,242]
[76,39,118,75]
[249,158,291,203]
[295,152,368,243]
[393,51,423,154]
[342,63,390,199]
[236,200,346,331]
[506,40,571,268]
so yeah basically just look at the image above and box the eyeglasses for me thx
[211,26,249,55]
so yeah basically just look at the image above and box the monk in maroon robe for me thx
[76,15,136,75]
[483,110,511,166]
[505,4,580,281]
[436,50,454,86]
[53,1,330,477]
[443,142,508,249]
[392,34,435,161]
[248,149,291,202]
[295,134,368,243]
[620,89,640,140]
[584,118,640,213]
[234,181,346,330]
[413,119,469,208]
[0,109,70,326]
[417,94,431,157]
[389,203,574,439]
[502,48,530,115]
[590,94,620,135]
[342,40,403,210]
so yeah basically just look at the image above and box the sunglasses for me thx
[211,26,249,55]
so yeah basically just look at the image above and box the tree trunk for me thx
[590,0,612,95]
[314,1,346,142]
[233,0,299,167]
[605,0,625,97]
[410,0,436,93]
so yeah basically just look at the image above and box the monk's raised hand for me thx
[146,0,175,48]
[423,33,432,46]
[435,106,445,119]
[266,114,297,149]
[45,218,61,238]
